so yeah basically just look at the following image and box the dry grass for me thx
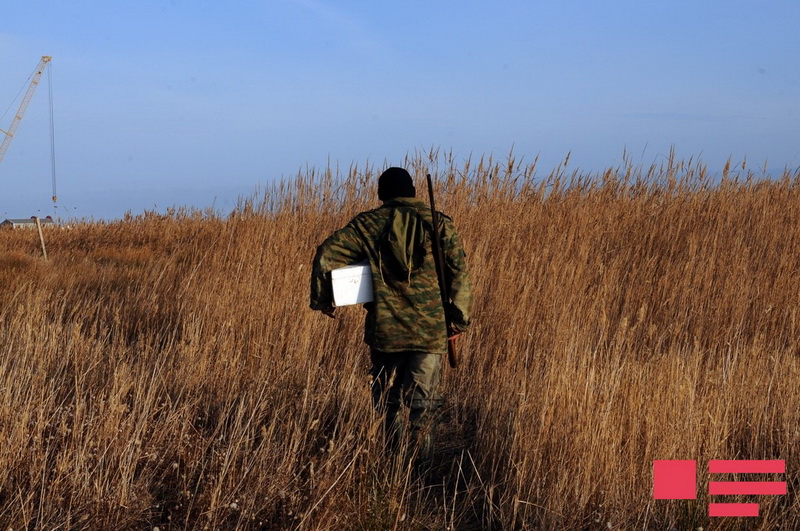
[1,150,799,529]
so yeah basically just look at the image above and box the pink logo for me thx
[653,459,786,517]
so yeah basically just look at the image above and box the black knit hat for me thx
[378,167,416,200]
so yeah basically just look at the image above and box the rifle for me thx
[426,174,459,369]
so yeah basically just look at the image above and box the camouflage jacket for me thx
[310,197,472,354]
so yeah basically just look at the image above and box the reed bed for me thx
[1,151,798,529]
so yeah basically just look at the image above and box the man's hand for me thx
[448,324,462,340]
[321,307,336,319]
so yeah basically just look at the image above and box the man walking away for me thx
[310,167,472,461]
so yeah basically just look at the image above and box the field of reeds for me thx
[1,151,799,529]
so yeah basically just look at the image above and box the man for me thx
[310,167,472,458]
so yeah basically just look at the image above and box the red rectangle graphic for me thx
[653,460,697,499]
[709,481,787,496]
[708,460,785,474]
[708,503,760,517]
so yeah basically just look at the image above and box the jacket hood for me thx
[379,201,429,288]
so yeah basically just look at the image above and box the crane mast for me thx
[0,56,52,165]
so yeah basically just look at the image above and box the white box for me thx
[331,261,374,306]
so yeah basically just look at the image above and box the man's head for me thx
[378,167,416,201]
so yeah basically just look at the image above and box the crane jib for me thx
[0,56,58,206]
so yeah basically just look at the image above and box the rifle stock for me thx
[426,174,459,369]
[447,336,459,369]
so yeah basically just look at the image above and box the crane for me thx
[0,55,58,204]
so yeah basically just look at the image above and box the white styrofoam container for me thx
[331,261,374,306]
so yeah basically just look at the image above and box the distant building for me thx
[1,216,56,229]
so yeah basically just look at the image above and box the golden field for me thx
[1,152,798,529]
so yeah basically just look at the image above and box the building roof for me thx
[1,216,56,227]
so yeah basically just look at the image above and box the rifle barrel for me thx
[426,174,459,369]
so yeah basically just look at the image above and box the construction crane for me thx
[0,55,58,205]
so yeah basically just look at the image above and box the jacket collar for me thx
[382,197,427,209]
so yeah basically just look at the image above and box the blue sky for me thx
[1,0,798,220]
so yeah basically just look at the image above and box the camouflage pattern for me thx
[310,197,472,354]
[370,349,442,457]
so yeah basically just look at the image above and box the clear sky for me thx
[1,0,798,220]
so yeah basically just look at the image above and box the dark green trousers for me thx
[369,349,442,458]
